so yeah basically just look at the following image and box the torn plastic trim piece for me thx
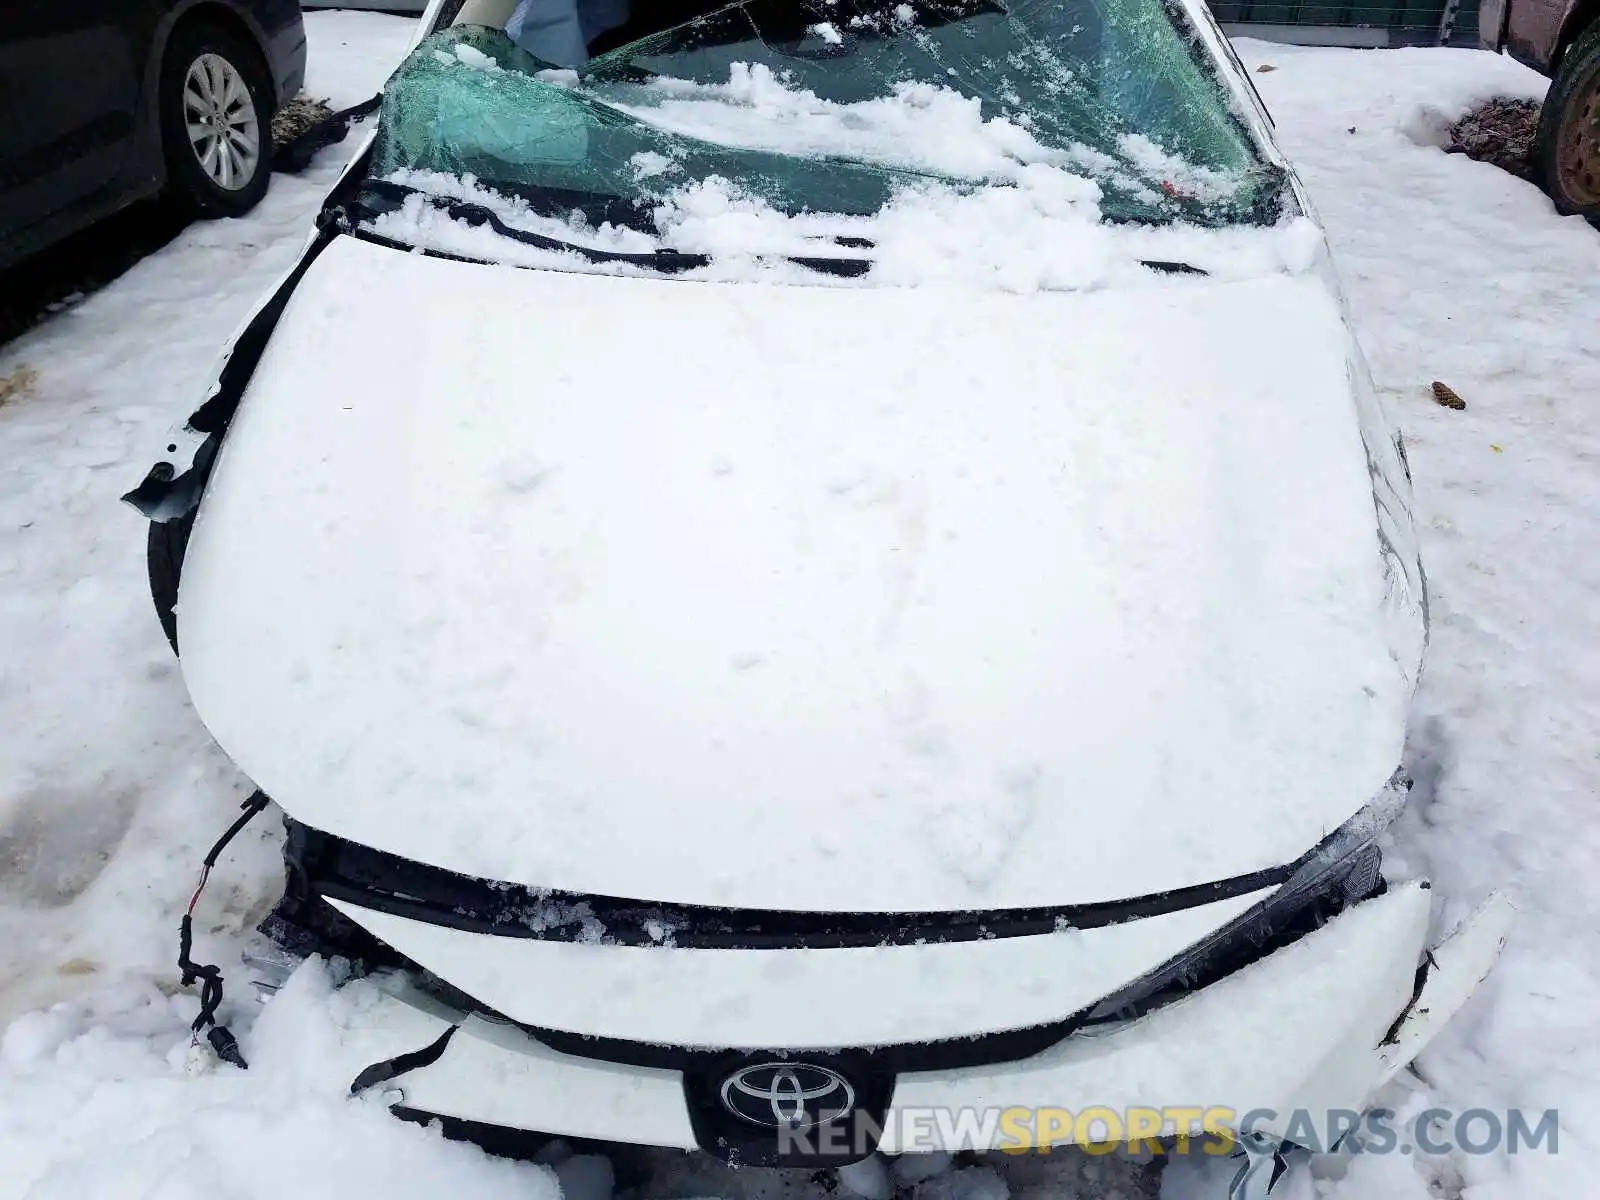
[121,224,340,522]
[1078,771,1410,1024]
[123,436,218,524]
[1372,891,1513,1073]
[1229,1130,1312,1200]
[1380,950,1437,1048]
[350,1024,459,1097]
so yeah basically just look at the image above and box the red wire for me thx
[187,865,211,916]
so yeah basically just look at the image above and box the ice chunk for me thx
[892,1151,953,1185]
[837,1153,893,1200]
[554,1153,615,1200]
[913,1166,1008,1200]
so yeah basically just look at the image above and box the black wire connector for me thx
[178,789,271,1069]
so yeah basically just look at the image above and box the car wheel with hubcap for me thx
[1535,21,1600,220]
[159,23,274,218]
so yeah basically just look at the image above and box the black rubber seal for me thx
[290,817,1293,951]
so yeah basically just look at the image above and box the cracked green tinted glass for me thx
[371,0,1279,226]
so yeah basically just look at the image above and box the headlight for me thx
[1081,771,1411,1024]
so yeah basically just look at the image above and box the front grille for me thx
[258,869,1090,1073]
[259,815,1357,1075]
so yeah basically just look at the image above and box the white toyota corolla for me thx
[129,1,1510,1196]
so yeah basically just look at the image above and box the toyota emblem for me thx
[719,1062,856,1129]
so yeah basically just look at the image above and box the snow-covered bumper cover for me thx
[311,882,1508,1161]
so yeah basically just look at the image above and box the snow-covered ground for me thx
[1,12,1597,1200]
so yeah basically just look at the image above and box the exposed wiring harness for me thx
[179,790,270,1068]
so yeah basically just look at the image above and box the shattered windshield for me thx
[363,0,1281,264]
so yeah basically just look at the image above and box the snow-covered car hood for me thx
[178,234,1422,912]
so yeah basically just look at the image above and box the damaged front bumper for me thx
[252,879,1509,1169]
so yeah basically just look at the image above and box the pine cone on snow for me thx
[1431,381,1467,410]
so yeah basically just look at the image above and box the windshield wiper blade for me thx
[1140,259,1207,276]
[788,254,871,277]
[345,181,873,278]
[353,180,712,273]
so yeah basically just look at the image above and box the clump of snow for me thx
[614,65,1143,194]
[1116,132,1247,205]
[452,43,502,73]
[1,1006,82,1068]
[0,963,563,1200]
[553,1153,616,1200]
[366,195,603,273]
[513,893,608,942]
[366,168,659,268]
[836,1153,893,1200]
[892,1150,954,1185]
[375,168,658,254]
[372,166,1318,294]
[357,183,827,285]
[823,176,1310,291]
[641,918,678,946]
[847,5,919,33]
[433,43,502,73]
[629,151,679,181]
[647,175,875,257]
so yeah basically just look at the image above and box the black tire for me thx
[147,508,195,655]
[1534,20,1600,220]
[158,21,275,219]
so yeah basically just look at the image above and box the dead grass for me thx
[1446,97,1542,181]
[271,94,336,147]
[0,364,38,409]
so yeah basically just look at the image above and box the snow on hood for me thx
[364,167,1325,294]
[177,234,1420,911]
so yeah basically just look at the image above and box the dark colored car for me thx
[0,0,306,272]
[1480,0,1600,217]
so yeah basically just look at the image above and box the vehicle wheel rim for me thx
[1556,76,1600,209]
[183,53,260,192]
